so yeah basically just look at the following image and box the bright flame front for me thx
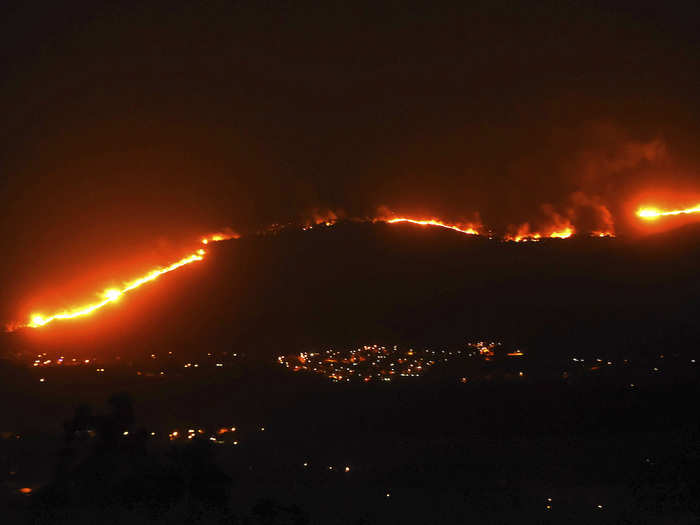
[636,204,700,220]
[386,218,479,235]
[26,252,205,328]
[504,221,577,242]
[549,227,574,239]
[20,231,243,330]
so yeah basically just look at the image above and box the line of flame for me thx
[14,214,619,330]
[385,218,479,235]
[200,230,240,244]
[384,218,582,241]
[23,250,206,329]
[636,205,700,220]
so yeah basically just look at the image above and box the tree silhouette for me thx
[250,498,309,525]
[31,393,234,524]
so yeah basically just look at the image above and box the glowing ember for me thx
[386,218,479,235]
[636,204,700,220]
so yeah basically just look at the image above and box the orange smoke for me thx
[568,192,615,237]
[385,218,480,236]
[636,204,700,220]
[503,193,615,241]
[300,208,342,230]
[539,205,576,239]
[310,209,339,226]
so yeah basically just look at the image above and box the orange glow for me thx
[505,221,575,242]
[386,218,479,235]
[636,204,700,220]
[549,227,574,239]
[201,228,240,244]
[24,251,205,329]
[14,229,244,331]
[504,223,541,242]
[592,230,615,238]
[305,209,339,228]
[9,207,626,332]
[19,488,32,494]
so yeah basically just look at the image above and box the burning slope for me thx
[501,193,615,241]
[503,222,575,242]
[21,251,205,329]
[7,203,630,331]
[201,228,240,244]
[636,205,700,220]
[385,218,480,236]
[12,231,238,331]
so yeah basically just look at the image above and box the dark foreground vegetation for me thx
[2,366,700,524]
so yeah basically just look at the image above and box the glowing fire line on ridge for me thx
[384,217,582,240]
[386,218,479,235]
[503,224,575,242]
[636,204,700,220]
[25,250,206,329]
[12,211,618,331]
[19,230,242,329]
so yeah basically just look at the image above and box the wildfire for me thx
[636,204,700,220]
[16,232,241,330]
[5,204,631,331]
[549,227,574,239]
[303,208,340,229]
[25,252,205,329]
[592,230,615,238]
[386,218,479,235]
[504,222,575,242]
[201,228,240,244]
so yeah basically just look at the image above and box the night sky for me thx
[2,0,700,320]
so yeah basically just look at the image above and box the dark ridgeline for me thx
[43,219,699,364]
[7,220,700,365]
